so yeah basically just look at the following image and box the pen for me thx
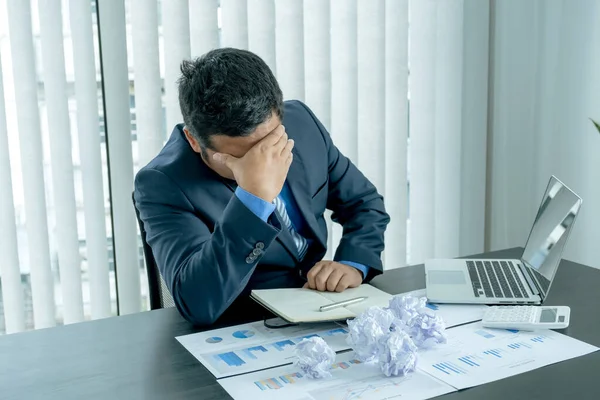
[319,296,368,312]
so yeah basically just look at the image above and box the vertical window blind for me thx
[0,0,491,334]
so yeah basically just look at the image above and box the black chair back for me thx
[132,193,175,310]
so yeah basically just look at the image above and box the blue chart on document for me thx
[176,321,351,378]
[419,321,598,389]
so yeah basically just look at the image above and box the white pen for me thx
[319,296,368,312]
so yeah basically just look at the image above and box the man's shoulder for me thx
[283,100,317,124]
[282,100,327,146]
[135,124,215,192]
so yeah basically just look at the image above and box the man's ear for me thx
[183,127,202,153]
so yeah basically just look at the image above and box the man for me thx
[134,48,390,327]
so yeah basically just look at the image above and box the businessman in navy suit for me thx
[134,48,390,327]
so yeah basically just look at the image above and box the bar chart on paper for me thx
[219,352,457,400]
[203,326,351,377]
[419,322,598,389]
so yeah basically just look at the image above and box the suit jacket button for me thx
[252,248,262,256]
[246,256,254,264]
[255,242,264,250]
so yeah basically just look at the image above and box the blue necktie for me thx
[273,196,308,259]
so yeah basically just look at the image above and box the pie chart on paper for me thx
[205,337,223,344]
[232,330,255,339]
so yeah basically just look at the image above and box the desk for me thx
[1,248,599,400]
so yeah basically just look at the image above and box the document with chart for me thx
[176,320,352,378]
[417,321,599,389]
[218,351,456,400]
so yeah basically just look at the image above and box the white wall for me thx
[487,0,600,268]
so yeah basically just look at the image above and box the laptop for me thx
[425,176,582,305]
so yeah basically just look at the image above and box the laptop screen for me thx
[521,176,582,300]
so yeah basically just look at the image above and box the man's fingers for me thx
[273,131,289,153]
[306,263,324,289]
[326,269,344,292]
[281,139,294,156]
[302,282,309,289]
[315,264,334,291]
[212,153,238,169]
[335,275,354,293]
[259,124,285,147]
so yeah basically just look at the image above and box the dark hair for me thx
[177,48,284,149]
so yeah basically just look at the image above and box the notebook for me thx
[250,284,393,323]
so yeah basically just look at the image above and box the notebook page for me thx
[251,288,354,322]
[319,284,393,314]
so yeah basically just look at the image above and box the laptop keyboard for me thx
[467,260,530,299]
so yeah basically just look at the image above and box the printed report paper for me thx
[418,321,599,389]
[176,320,351,378]
[218,351,457,400]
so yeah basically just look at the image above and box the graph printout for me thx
[218,352,456,400]
[418,322,599,389]
[176,320,351,378]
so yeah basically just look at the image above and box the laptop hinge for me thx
[519,259,543,298]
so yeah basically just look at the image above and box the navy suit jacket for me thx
[134,100,390,327]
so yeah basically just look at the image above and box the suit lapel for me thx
[285,149,327,247]
[218,170,302,260]
[216,150,326,254]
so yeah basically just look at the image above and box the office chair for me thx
[132,193,176,310]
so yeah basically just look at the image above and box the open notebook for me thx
[250,284,392,323]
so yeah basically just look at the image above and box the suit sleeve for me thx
[134,168,281,326]
[296,101,390,281]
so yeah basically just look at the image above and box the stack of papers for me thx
[176,289,599,400]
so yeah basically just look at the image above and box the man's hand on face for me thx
[303,261,363,292]
[212,125,294,202]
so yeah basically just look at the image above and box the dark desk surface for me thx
[1,248,599,400]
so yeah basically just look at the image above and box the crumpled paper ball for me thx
[388,295,428,326]
[377,330,418,377]
[346,307,396,362]
[406,311,447,349]
[294,337,336,379]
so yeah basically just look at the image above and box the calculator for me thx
[482,306,570,331]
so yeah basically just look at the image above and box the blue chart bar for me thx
[459,356,480,367]
[433,364,450,375]
[531,336,546,343]
[508,342,531,349]
[298,334,319,342]
[475,330,496,339]
[506,329,519,333]
[216,352,246,367]
[484,349,503,358]
[325,328,349,336]
[273,340,295,351]
[426,303,439,311]
[444,362,465,374]
[243,346,268,360]
[433,362,465,375]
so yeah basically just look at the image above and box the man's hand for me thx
[303,261,363,292]
[213,125,294,202]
